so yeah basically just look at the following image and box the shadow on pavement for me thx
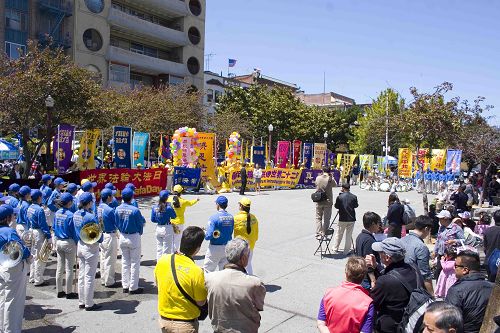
[94,290,117,299]
[22,325,77,333]
[139,278,157,295]
[98,299,140,314]
[24,304,62,321]
[264,284,282,293]
[141,259,157,267]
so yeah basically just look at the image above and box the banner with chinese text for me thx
[197,132,216,180]
[172,167,201,189]
[341,154,357,178]
[251,146,265,168]
[292,140,301,167]
[312,143,327,169]
[53,124,74,173]
[296,169,322,188]
[430,149,446,171]
[359,154,374,171]
[398,148,413,178]
[229,168,302,189]
[376,156,385,171]
[417,148,430,170]
[446,149,462,173]
[275,141,290,168]
[80,168,167,198]
[113,126,132,168]
[132,132,149,167]
[77,129,100,170]
[302,143,313,169]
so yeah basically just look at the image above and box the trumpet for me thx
[212,230,221,239]
[0,241,23,268]
[37,239,53,263]
[79,222,102,245]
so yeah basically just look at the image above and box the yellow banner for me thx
[78,129,100,170]
[337,153,343,168]
[341,154,357,178]
[398,148,413,178]
[312,143,327,169]
[197,132,217,182]
[229,168,302,188]
[431,149,446,171]
[359,154,374,170]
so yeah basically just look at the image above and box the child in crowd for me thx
[435,245,457,298]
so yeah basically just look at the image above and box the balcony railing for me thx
[37,0,72,16]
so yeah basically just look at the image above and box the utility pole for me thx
[385,92,389,159]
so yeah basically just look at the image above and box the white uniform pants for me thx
[77,241,99,308]
[29,229,47,285]
[119,233,141,291]
[425,180,432,193]
[245,250,254,275]
[100,233,118,287]
[333,221,355,254]
[55,239,76,294]
[156,225,174,261]
[173,224,185,252]
[0,261,28,333]
[203,244,228,273]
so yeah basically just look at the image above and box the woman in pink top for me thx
[435,246,457,298]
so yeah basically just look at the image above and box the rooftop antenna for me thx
[204,53,216,71]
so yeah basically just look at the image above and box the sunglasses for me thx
[454,264,467,269]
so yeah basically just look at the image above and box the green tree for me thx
[0,40,109,176]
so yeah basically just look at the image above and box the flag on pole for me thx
[228,59,237,67]
[158,134,163,157]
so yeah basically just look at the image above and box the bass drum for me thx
[379,182,390,192]
[360,182,367,190]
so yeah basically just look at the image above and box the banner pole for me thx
[147,134,151,168]
[56,124,60,173]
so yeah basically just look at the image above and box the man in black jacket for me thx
[449,184,469,212]
[445,250,493,333]
[239,164,247,195]
[333,183,358,254]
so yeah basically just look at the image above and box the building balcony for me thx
[106,46,187,77]
[37,0,72,16]
[108,7,187,47]
[116,0,188,19]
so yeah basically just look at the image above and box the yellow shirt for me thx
[154,254,207,320]
[233,211,259,250]
[167,196,198,225]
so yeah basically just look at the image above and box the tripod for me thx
[314,212,339,259]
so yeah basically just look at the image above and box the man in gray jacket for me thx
[205,238,266,333]
[315,166,334,238]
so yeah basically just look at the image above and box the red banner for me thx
[292,140,302,167]
[274,141,290,168]
[80,168,168,198]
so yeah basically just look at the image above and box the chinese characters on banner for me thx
[275,141,290,168]
[172,167,201,189]
[251,146,265,168]
[398,148,413,178]
[77,129,100,170]
[341,154,357,178]
[53,124,74,173]
[302,143,313,169]
[197,132,217,181]
[312,143,327,169]
[80,168,168,198]
[431,149,446,171]
[292,140,302,167]
[359,154,374,171]
[229,168,302,189]
[113,126,132,168]
[417,148,430,170]
[132,132,149,167]
[446,150,462,173]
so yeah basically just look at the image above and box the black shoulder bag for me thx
[311,189,328,203]
[170,254,208,320]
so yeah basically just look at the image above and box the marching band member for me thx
[124,183,139,208]
[3,184,20,209]
[15,186,31,237]
[65,183,79,213]
[98,189,119,288]
[115,188,145,294]
[0,204,31,333]
[78,181,97,213]
[40,174,54,226]
[104,183,120,209]
[150,190,176,261]
[73,192,102,311]
[27,189,51,286]
[168,185,200,251]
[203,196,234,273]
[53,193,78,299]
[233,197,259,275]
[47,177,67,221]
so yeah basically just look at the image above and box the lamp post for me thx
[268,124,273,168]
[45,95,55,172]
[324,131,328,166]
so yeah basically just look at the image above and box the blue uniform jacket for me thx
[47,189,62,212]
[69,197,78,213]
[446,172,454,182]
[0,226,30,259]
[73,209,103,243]
[130,199,138,208]
[109,197,120,209]
[40,185,53,206]
[53,208,77,243]
[16,200,30,226]
[150,203,176,226]
[115,203,145,235]
[205,210,234,245]
[97,203,117,233]
[4,196,19,209]
[424,172,431,181]
[27,203,51,239]
[438,173,446,182]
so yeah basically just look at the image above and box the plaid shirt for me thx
[434,222,464,256]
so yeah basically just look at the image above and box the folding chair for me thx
[314,212,338,259]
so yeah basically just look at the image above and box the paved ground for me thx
[22,186,431,333]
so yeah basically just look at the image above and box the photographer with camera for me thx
[333,183,359,254]
[314,166,334,239]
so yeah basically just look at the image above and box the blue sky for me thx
[205,0,499,124]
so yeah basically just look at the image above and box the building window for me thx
[206,89,214,102]
[5,42,26,59]
[109,63,129,83]
[215,90,223,103]
[83,29,103,51]
[5,9,28,31]
[187,57,200,75]
[189,0,202,16]
[188,27,201,45]
[169,75,184,85]
[85,0,105,14]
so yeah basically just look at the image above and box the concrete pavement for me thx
[22,186,430,333]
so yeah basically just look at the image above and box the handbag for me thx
[170,254,208,320]
[311,190,327,203]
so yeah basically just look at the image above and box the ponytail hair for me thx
[241,204,251,234]
[173,195,181,209]
[159,197,167,212]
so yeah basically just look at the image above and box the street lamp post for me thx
[45,95,55,172]
[268,124,273,168]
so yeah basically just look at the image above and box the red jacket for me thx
[323,281,373,332]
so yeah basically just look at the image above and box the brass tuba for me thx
[0,241,23,268]
[37,239,53,263]
[21,229,34,248]
[79,222,102,245]
[212,229,221,239]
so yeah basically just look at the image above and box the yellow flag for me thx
[158,134,163,157]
